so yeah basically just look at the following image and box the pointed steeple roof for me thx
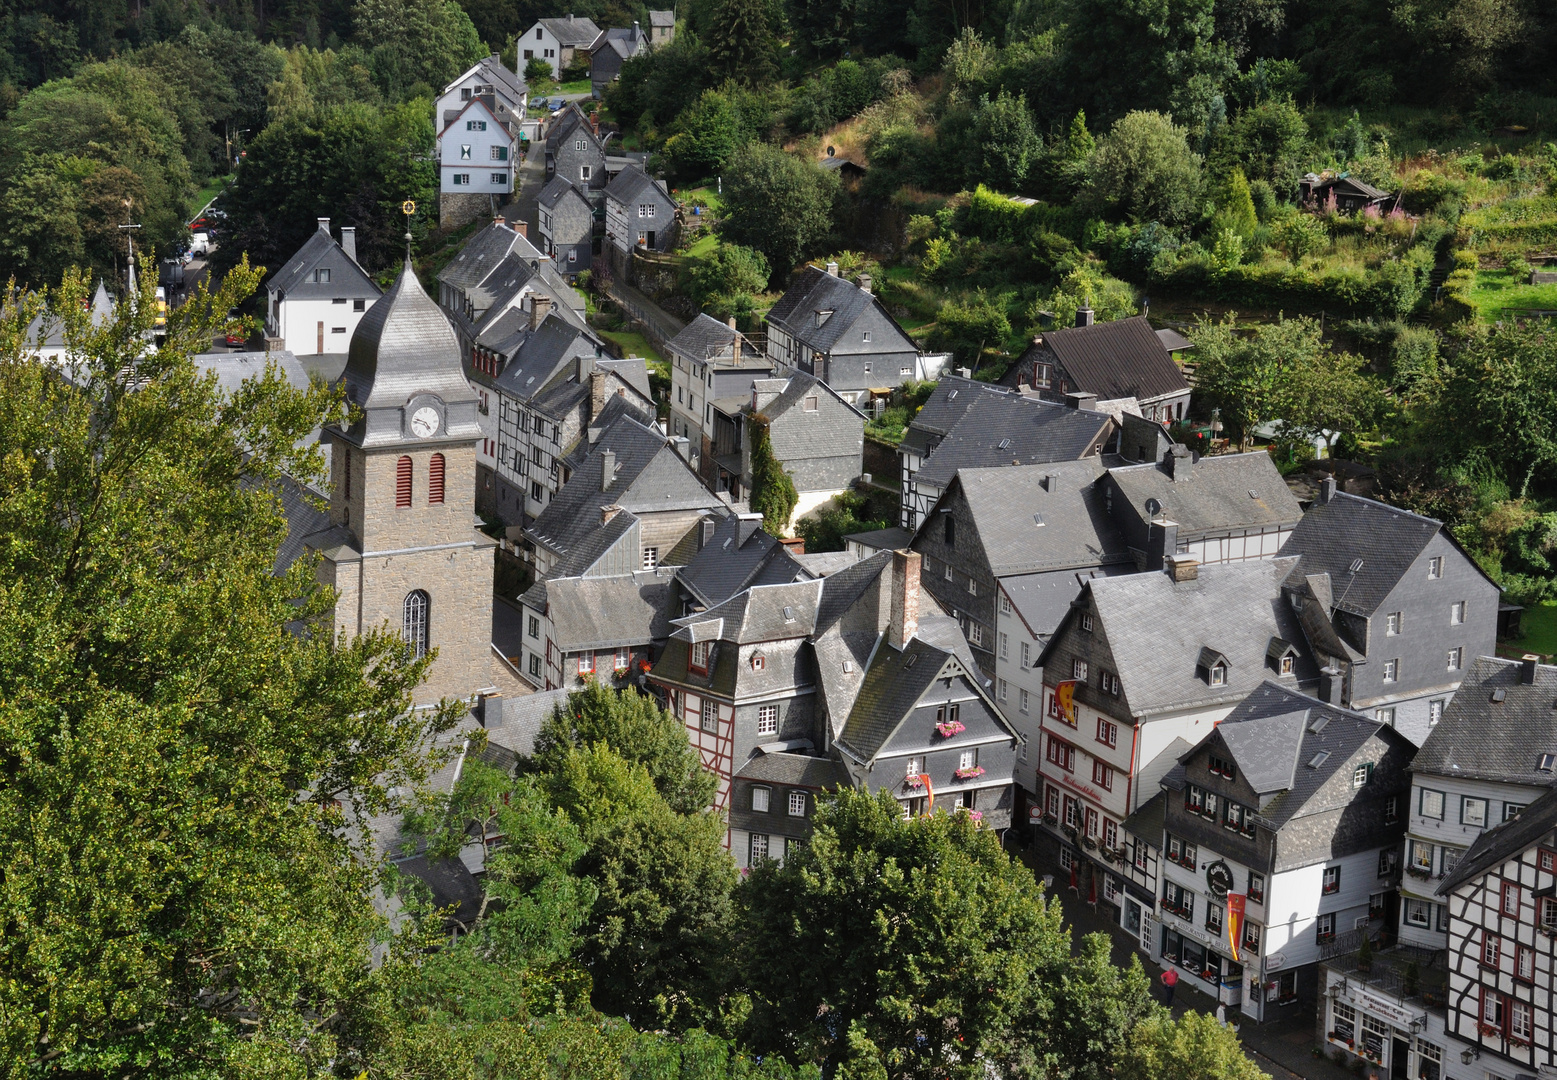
[338,263,481,448]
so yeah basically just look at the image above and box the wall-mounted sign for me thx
[1206,860,1235,897]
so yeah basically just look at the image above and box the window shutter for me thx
[396,456,413,507]
[429,453,445,505]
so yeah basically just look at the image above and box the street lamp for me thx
[1460,1046,1479,1066]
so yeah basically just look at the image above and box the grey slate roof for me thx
[1032,316,1189,403]
[913,394,1112,489]
[672,579,825,645]
[605,164,669,207]
[537,15,601,45]
[535,567,676,651]
[945,459,1130,576]
[899,375,991,456]
[677,515,809,609]
[487,688,572,759]
[734,750,850,789]
[269,473,331,574]
[1277,491,1484,617]
[596,356,651,400]
[594,25,646,59]
[844,526,914,552]
[1123,789,1167,842]
[1072,557,1320,718]
[1155,327,1193,352]
[25,279,114,350]
[763,369,869,421]
[192,349,311,394]
[765,265,913,354]
[666,312,752,363]
[1108,451,1303,536]
[437,222,547,293]
[648,9,675,26]
[1000,565,1133,641]
[1411,656,1557,786]
[487,314,599,403]
[538,174,592,212]
[268,222,379,299]
[1438,784,1557,895]
[452,55,526,102]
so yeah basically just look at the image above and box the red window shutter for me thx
[396,455,413,507]
[429,453,445,505]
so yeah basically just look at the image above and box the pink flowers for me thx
[953,765,985,780]
[935,720,966,738]
[904,774,925,789]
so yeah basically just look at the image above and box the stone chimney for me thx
[826,260,839,276]
[671,435,691,460]
[340,226,357,263]
[1065,391,1097,411]
[514,220,528,238]
[1522,654,1541,685]
[1165,443,1193,480]
[1319,665,1344,705]
[1075,300,1094,328]
[601,503,621,525]
[530,293,552,329]
[957,367,972,380]
[1166,553,1198,583]
[600,449,615,491]
[479,692,505,728]
[317,217,330,234]
[859,272,872,295]
[737,512,763,546]
[890,549,921,651]
[1146,519,1179,572]
[589,368,608,419]
[1319,475,1337,504]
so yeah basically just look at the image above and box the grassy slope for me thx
[1467,268,1557,318]
[1503,603,1557,660]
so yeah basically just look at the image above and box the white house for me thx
[435,55,526,147]
[264,218,381,355]
[440,98,514,199]
[518,14,602,73]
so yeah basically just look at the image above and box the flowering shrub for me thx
[935,720,966,738]
[953,765,985,780]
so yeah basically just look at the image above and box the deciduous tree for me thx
[720,143,839,283]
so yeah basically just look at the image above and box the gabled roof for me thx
[441,95,504,141]
[761,369,869,422]
[765,265,913,354]
[666,312,748,363]
[1438,785,1557,895]
[268,222,379,298]
[442,54,526,103]
[734,750,850,789]
[1107,451,1303,536]
[468,255,590,335]
[536,15,602,45]
[534,567,677,651]
[1412,656,1557,786]
[899,375,993,456]
[647,9,675,26]
[25,279,115,350]
[538,175,592,211]
[1000,565,1133,642]
[934,459,1129,577]
[1029,316,1189,404]
[489,312,599,402]
[1061,557,1319,718]
[672,578,825,645]
[913,394,1111,489]
[593,25,646,59]
[677,515,810,610]
[595,356,651,401]
[438,222,547,292]
[604,163,670,206]
[1315,175,1390,201]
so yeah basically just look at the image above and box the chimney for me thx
[1146,519,1179,572]
[1319,665,1344,706]
[317,217,330,234]
[514,220,528,238]
[700,517,716,548]
[671,435,691,460]
[1522,654,1541,685]
[633,19,640,36]
[340,226,357,263]
[1166,553,1198,583]
[480,693,505,728]
[737,512,763,546]
[889,549,922,651]
[567,12,574,19]
[530,293,552,329]
[1165,443,1192,480]
[957,367,972,380]
[1319,475,1337,504]
[600,449,615,491]
[1044,472,1060,492]
[1065,391,1097,411]
[601,503,621,525]
[589,368,608,419]
[826,260,839,276]
[859,272,872,295]
[1075,301,1094,328]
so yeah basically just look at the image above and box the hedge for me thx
[1152,255,1430,316]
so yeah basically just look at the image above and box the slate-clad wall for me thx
[911,487,997,670]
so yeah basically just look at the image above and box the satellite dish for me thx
[1145,498,1162,518]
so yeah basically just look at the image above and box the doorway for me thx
[1390,1037,1409,1080]
[646,230,656,248]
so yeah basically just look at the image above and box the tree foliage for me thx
[1443,322,1557,498]
[748,413,800,534]
[720,143,839,284]
[1083,111,1203,226]
[1116,1011,1269,1080]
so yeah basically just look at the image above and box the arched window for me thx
[428,453,445,505]
[396,455,413,508]
[404,590,430,659]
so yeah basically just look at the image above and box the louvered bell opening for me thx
[429,453,446,505]
[396,455,413,508]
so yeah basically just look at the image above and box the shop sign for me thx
[1339,983,1426,1028]
[1206,860,1235,897]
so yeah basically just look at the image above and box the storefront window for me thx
[1361,1016,1387,1060]
[1181,938,1205,975]
[1416,1040,1441,1080]
[1329,1001,1356,1042]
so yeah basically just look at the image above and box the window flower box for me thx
[935,720,966,738]
[953,765,985,780]
[1405,866,1431,879]
[904,774,925,790]
[1478,1023,1500,1038]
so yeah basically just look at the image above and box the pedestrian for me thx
[1158,967,1178,1007]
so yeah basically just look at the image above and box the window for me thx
[1383,658,1398,682]
[751,654,766,671]
[313,267,331,283]
[1224,801,1248,834]
[788,790,807,817]
[701,698,718,732]
[1162,881,1194,919]
[1187,784,1205,815]
[1542,897,1557,931]
[958,748,978,771]
[460,144,472,159]
[1072,659,1088,681]
[1242,921,1261,954]
[1501,880,1520,915]
[906,757,924,779]
[1504,802,1525,822]
[1420,788,1444,819]
[396,455,413,507]
[1081,614,1094,633]
[354,298,365,311]
[1428,699,1444,727]
[613,648,630,672]
[1442,847,1462,877]
[1280,654,1294,675]
[580,165,591,180]
[967,578,977,596]
[1248,871,1265,903]
[998,678,1007,701]
[1511,1000,1533,1044]
[1208,754,1235,779]
[527,615,540,638]
[689,640,710,672]
[1099,669,1121,696]
[1020,641,1030,666]
[999,632,1008,660]
[749,833,769,863]
[943,515,955,546]
[757,705,778,736]
[528,653,541,677]
[968,623,983,646]
[1375,707,1396,726]
[751,786,770,812]
[1404,898,1432,927]
[1377,848,1398,878]
[999,594,1012,616]
[1210,663,1226,686]
[1450,600,1465,625]
[944,563,954,581]
[1516,944,1534,981]
[428,453,445,505]
[1316,913,1335,941]
[1482,933,1501,967]
[803,395,819,412]
[1386,611,1401,635]
[491,145,508,161]
[577,653,595,675]
[1427,555,1443,579]
[1046,737,1074,772]
[1384,796,1398,823]
[467,120,487,131]
[1541,848,1557,871]
[1103,818,1118,848]
[1481,987,1504,1030]
[452,173,470,185]
[1409,839,1434,871]
[1446,647,1462,671]
[491,172,508,185]
[1019,688,1029,713]
[1463,797,1487,827]
[1092,761,1113,790]
[1323,866,1341,894]
[861,329,872,343]
[1352,762,1373,787]
[1096,717,1117,747]
[1206,902,1223,935]
[403,589,430,659]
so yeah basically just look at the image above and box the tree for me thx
[664,86,758,177]
[748,414,799,534]
[525,56,554,82]
[704,0,775,85]
[1058,0,1235,126]
[1210,167,1258,243]
[737,789,1078,1078]
[0,265,460,1074]
[972,90,1040,189]
[1279,335,1383,457]
[1186,314,1287,448]
[1048,935,1158,1080]
[688,243,770,311]
[930,290,1012,365]
[1083,111,1203,226]
[1444,322,1557,498]
[1220,96,1308,192]
[352,0,485,99]
[1274,213,1327,265]
[720,143,839,284]
[1115,1011,1269,1080]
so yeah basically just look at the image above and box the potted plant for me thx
[1356,935,1373,973]
[1402,960,1419,998]
[935,719,966,738]
[953,764,985,780]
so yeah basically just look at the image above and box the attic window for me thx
[1280,654,1294,675]
[1306,750,1331,769]
[1308,715,1330,735]
[803,395,819,412]
[1538,753,1555,773]
[843,659,855,673]
[1248,489,1259,499]
[1033,513,1045,527]
[752,654,766,671]
[947,389,958,400]
[1210,663,1226,686]
[314,268,331,283]
[904,653,918,669]
[1349,558,1364,573]
[783,606,795,621]
[998,438,1011,450]
[816,309,833,326]
[690,640,711,672]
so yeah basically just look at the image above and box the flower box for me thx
[904,775,924,790]
[1478,1023,1500,1038]
[953,765,985,780]
[935,720,967,738]
[1405,866,1432,879]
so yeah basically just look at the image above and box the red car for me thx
[225,329,247,346]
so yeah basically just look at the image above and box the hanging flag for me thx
[1056,680,1077,723]
[919,774,935,813]
[1068,860,1079,893]
[1226,893,1245,962]
[1087,869,1098,905]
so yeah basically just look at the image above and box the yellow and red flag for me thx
[919,774,935,812]
[1056,680,1077,724]
[1226,893,1245,961]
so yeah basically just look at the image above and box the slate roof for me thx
[1000,565,1133,641]
[763,369,868,422]
[913,395,1111,489]
[1155,327,1193,352]
[1438,785,1557,895]
[268,223,379,299]
[192,349,311,395]
[1411,656,1557,786]
[1277,491,1486,616]
[844,526,914,552]
[538,174,592,211]
[594,26,646,59]
[605,164,669,207]
[537,15,602,45]
[1030,316,1189,403]
[269,473,331,574]
[535,567,676,651]
[454,55,527,102]
[672,579,825,645]
[945,459,1130,576]
[648,9,675,26]
[526,412,723,557]
[437,222,546,293]
[488,313,599,402]
[25,279,114,351]
[1123,790,1168,843]
[765,265,913,354]
[666,312,749,363]
[734,750,850,789]
[898,375,992,456]
[1068,557,1320,718]
[487,688,572,758]
[595,356,651,401]
[1108,451,1303,536]
[677,514,810,608]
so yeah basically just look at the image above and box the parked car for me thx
[189,232,211,256]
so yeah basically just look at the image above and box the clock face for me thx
[410,406,440,438]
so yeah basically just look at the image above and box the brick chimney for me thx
[530,293,552,329]
[600,450,615,491]
[729,317,741,363]
[890,549,921,651]
[340,226,357,263]
[1522,653,1541,685]
[514,220,528,238]
[859,272,872,294]
[1319,475,1337,504]
[1166,554,1198,583]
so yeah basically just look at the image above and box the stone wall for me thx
[441,191,498,229]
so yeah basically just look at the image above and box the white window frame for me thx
[757,704,779,736]
[787,790,807,817]
[751,785,770,812]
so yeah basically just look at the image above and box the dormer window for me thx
[816,309,833,326]
[751,653,766,671]
[1280,654,1294,675]
[690,640,711,672]
[1210,663,1226,686]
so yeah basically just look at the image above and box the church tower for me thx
[311,262,494,706]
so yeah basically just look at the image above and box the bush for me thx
[525,57,554,82]
[1083,110,1204,227]
[929,290,1012,363]
[795,491,890,552]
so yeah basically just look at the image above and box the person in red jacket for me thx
[1158,967,1179,1006]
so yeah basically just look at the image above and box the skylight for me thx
[1537,753,1555,773]
[1306,751,1330,769]
[782,606,795,621]
[1349,558,1364,573]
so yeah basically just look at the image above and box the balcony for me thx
[1324,937,1450,1011]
